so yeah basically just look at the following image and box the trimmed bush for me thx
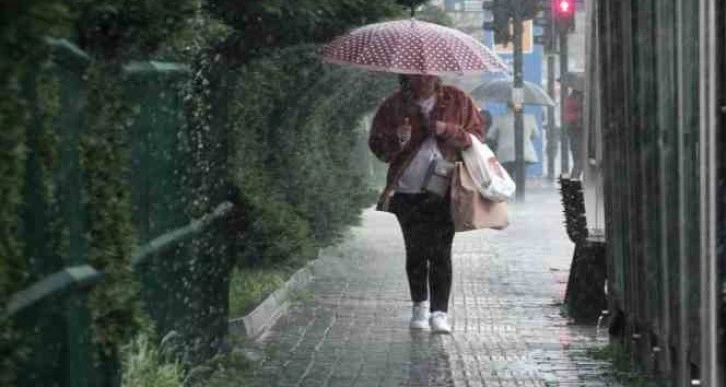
[0,2,73,383]
[218,45,397,268]
[1,0,423,383]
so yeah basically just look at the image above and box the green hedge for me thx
[0,1,73,383]
[81,63,144,363]
[73,0,213,376]
[0,62,63,387]
[1,0,429,383]
[74,0,198,60]
[220,45,396,267]
[0,0,211,383]
[205,0,427,62]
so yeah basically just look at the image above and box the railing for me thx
[6,266,103,317]
[6,200,234,385]
[131,201,234,270]
[5,37,234,386]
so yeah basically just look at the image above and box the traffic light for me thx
[533,2,554,52]
[520,0,539,20]
[553,0,575,32]
[482,0,512,44]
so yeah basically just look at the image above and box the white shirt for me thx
[417,94,436,117]
[396,96,442,193]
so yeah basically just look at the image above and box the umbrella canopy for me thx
[470,78,555,106]
[322,19,509,76]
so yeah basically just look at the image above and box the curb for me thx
[228,258,318,340]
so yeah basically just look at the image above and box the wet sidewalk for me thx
[240,187,619,386]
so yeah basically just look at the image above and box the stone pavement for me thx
[239,186,620,387]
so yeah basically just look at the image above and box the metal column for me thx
[699,0,720,384]
[559,29,570,175]
[513,1,525,201]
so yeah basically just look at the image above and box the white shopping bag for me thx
[461,134,516,202]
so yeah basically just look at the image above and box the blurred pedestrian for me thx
[479,108,496,150]
[368,74,483,333]
[486,102,539,180]
[564,89,584,178]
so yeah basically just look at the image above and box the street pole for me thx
[546,5,556,180]
[546,53,556,179]
[513,1,525,201]
[559,27,570,175]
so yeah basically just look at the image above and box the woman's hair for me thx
[398,74,442,116]
[398,75,415,113]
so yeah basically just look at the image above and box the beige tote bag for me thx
[450,162,509,232]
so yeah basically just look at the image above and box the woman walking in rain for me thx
[368,74,483,333]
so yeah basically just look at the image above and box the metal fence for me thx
[6,39,233,385]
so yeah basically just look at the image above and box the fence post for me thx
[122,61,227,361]
[122,60,189,332]
[17,38,97,386]
[123,60,235,363]
[50,38,98,387]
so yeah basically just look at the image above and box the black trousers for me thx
[569,128,583,177]
[390,192,455,313]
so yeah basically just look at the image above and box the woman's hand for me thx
[433,121,448,137]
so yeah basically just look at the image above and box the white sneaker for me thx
[409,302,429,329]
[429,311,451,334]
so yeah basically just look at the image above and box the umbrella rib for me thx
[388,24,412,73]
[449,28,475,73]
[415,23,431,74]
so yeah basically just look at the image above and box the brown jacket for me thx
[369,85,484,210]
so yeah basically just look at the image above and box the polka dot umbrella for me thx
[322,19,509,76]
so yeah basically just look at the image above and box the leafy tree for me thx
[205,0,427,62]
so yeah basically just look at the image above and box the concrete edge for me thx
[228,256,319,341]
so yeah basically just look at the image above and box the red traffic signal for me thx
[554,0,575,17]
[553,0,575,32]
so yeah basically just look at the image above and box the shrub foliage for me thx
[0,0,427,383]
[220,45,397,266]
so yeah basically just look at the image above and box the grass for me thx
[228,267,290,317]
[586,343,660,386]
[120,261,311,386]
[120,333,185,387]
[193,261,315,386]
[185,350,257,387]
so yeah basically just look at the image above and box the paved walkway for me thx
[241,187,619,386]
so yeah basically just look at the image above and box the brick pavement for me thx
[239,186,620,387]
